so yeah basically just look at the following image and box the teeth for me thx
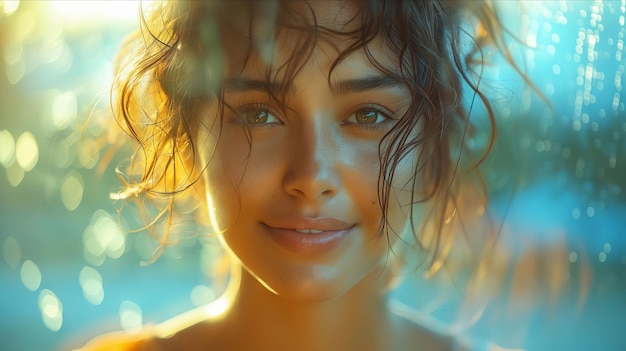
[295,229,324,234]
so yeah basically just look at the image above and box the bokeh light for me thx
[119,300,142,333]
[51,91,77,130]
[5,160,24,187]
[0,1,624,351]
[38,289,63,332]
[20,259,41,292]
[79,266,104,305]
[15,131,38,172]
[190,285,216,307]
[2,236,21,269]
[82,210,126,267]
[0,130,15,167]
[60,171,83,211]
[47,1,149,25]
[3,0,20,16]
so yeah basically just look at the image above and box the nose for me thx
[282,118,339,201]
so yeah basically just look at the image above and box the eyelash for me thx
[341,104,395,132]
[236,103,282,126]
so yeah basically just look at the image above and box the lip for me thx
[262,217,354,255]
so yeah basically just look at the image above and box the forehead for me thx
[215,0,394,79]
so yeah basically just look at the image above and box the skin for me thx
[184,3,435,350]
[79,2,465,350]
[201,31,413,304]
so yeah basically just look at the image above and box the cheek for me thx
[339,141,386,235]
[336,137,417,240]
[383,151,419,240]
[199,121,248,230]
[203,127,283,231]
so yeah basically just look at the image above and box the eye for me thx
[354,109,385,124]
[240,104,281,125]
[342,107,391,126]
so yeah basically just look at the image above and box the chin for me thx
[254,265,361,302]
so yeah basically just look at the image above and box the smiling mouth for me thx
[261,220,355,254]
[264,216,353,232]
[294,229,324,234]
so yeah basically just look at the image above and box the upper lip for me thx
[263,217,353,232]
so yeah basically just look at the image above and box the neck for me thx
[222,264,397,351]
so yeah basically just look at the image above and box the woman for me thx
[81,1,525,350]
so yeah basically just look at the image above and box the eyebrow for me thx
[223,75,403,95]
[331,75,404,95]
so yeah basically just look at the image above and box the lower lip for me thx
[263,225,353,255]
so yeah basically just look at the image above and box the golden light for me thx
[0,130,15,168]
[15,131,38,172]
[2,0,20,16]
[46,1,151,26]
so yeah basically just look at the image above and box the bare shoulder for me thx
[75,301,231,351]
[79,305,230,351]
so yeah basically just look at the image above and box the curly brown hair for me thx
[109,0,531,270]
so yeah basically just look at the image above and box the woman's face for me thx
[197,1,417,301]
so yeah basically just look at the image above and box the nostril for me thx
[285,183,336,200]
[283,171,339,200]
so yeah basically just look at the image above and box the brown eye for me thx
[355,109,380,124]
[241,107,280,125]
[341,106,394,132]
[246,109,268,124]
[344,108,388,125]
